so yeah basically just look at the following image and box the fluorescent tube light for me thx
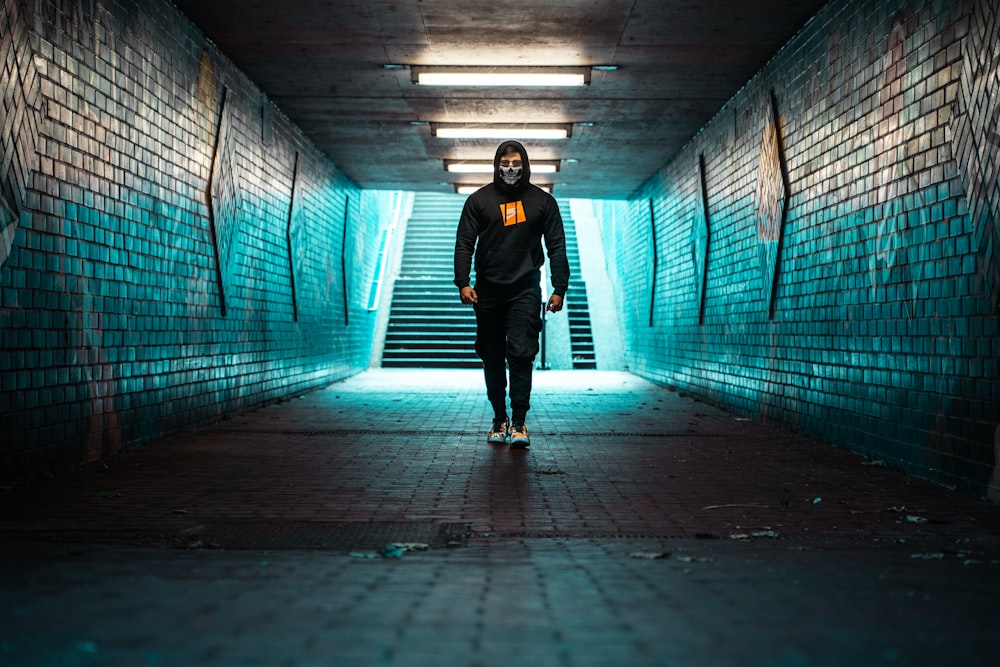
[437,127,568,139]
[433,124,571,140]
[445,161,559,174]
[419,72,585,87]
[447,163,493,174]
[454,183,552,195]
[413,66,589,87]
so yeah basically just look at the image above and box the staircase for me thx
[381,192,598,369]
[381,193,479,368]
[560,201,597,369]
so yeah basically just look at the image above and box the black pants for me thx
[473,280,543,423]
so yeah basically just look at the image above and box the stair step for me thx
[385,339,476,346]
[386,332,475,339]
[381,350,478,358]
[387,319,475,326]
[384,330,475,338]
[382,360,482,369]
[387,321,476,328]
[388,301,472,309]
[387,314,475,322]
[383,349,475,355]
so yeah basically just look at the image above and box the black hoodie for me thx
[453,140,570,297]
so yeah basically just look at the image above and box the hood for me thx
[492,140,531,195]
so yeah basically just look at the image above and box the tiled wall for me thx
[601,0,1000,497]
[0,0,391,481]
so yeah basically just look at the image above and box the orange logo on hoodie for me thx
[500,201,526,226]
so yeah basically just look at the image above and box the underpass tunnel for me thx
[3,2,1000,664]
[1,0,999,503]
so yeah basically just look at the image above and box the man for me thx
[454,140,570,448]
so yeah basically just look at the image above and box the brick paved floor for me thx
[2,369,999,666]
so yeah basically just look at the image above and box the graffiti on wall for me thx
[870,13,931,318]
[648,198,659,327]
[0,0,42,270]
[76,287,122,464]
[691,155,709,324]
[950,0,1000,313]
[0,197,15,268]
[755,93,789,318]
[286,152,304,321]
[208,87,244,316]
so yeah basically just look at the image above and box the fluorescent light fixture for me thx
[454,183,552,195]
[433,124,572,140]
[445,160,559,174]
[446,162,493,174]
[413,66,590,87]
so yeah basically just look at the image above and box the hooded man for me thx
[453,140,570,448]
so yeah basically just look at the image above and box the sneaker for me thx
[487,419,510,444]
[509,423,530,448]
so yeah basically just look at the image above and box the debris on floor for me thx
[729,530,781,539]
[676,555,713,564]
[352,543,430,559]
[629,551,670,559]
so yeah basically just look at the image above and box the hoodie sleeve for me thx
[543,197,570,297]
[453,197,480,290]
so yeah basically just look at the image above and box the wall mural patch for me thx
[648,198,658,327]
[341,198,350,327]
[692,154,710,324]
[950,0,1000,313]
[755,93,789,318]
[0,0,42,270]
[0,196,16,268]
[208,87,244,316]
[870,13,931,318]
[286,151,304,321]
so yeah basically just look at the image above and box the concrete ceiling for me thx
[170,0,829,199]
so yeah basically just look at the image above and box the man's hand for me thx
[546,294,564,313]
[459,286,478,305]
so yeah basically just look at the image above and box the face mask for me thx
[499,165,523,185]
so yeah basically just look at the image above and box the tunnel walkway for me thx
[2,369,999,665]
